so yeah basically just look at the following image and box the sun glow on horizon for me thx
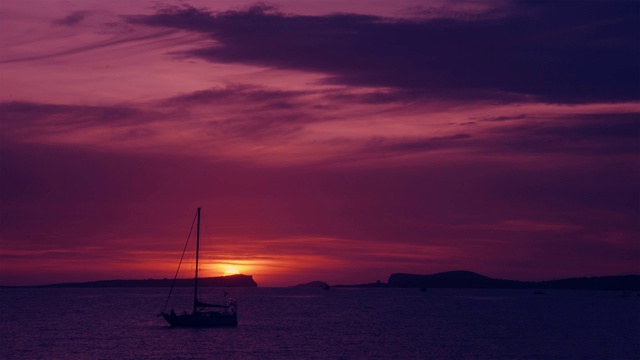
[222,268,240,276]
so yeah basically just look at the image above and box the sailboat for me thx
[159,208,238,327]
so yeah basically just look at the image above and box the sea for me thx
[1,287,638,360]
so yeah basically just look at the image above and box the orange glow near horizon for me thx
[199,260,258,279]
[1,230,631,287]
[222,268,239,276]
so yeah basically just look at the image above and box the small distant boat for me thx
[159,208,238,327]
[323,284,330,290]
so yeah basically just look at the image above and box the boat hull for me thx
[162,312,238,327]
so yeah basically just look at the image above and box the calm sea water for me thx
[1,287,638,359]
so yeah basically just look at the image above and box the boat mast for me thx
[193,207,201,314]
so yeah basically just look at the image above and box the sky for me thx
[0,0,638,287]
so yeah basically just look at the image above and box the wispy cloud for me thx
[0,28,183,64]
[487,113,640,155]
[53,10,90,26]
[0,101,156,143]
[371,134,471,153]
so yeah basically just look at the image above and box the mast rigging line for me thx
[161,209,198,314]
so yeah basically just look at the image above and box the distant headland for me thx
[2,274,257,288]
[334,271,640,291]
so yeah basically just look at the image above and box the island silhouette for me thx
[2,274,257,288]
[336,271,640,291]
[383,271,640,291]
[3,271,639,291]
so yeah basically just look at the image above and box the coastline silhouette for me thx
[4,271,638,291]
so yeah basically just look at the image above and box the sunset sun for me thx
[223,268,239,276]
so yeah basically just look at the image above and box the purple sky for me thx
[1,0,638,286]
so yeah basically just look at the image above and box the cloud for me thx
[366,134,471,155]
[126,1,639,104]
[477,114,527,122]
[533,113,639,140]
[404,1,511,21]
[467,219,582,232]
[0,89,321,162]
[0,29,180,64]
[488,113,640,155]
[162,84,309,109]
[0,101,152,141]
[53,11,90,26]
[159,84,321,141]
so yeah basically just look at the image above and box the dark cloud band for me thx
[127,1,639,104]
